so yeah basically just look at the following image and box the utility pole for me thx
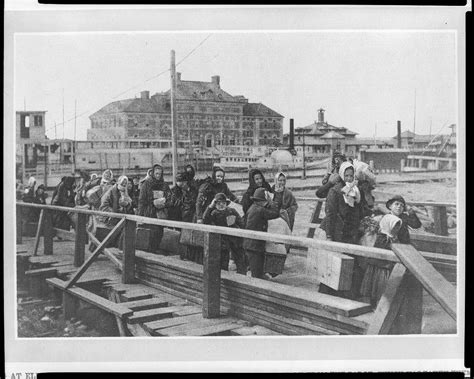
[73,99,77,173]
[170,50,179,186]
[62,88,65,140]
[301,129,306,180]
[54,121,57,140]
[413,89,417,136]
[374,122,377,148]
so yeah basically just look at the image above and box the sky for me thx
[14,31,457,141]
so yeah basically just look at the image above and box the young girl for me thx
[271,171,298,231]
[319,161,361,244]
[359,214,402,305]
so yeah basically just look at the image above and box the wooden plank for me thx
[43,209,54,255]
[231,325,282,336]
[365,263,408,335]
[46,277,133,318]
[432,205,448,236]
[122,219,137,284]
[144,313,204,333]
[74,213,87,267]
[25,267,58,276]
[391,243,456,320]
[157,316,235,336]
[202,232,221,318]
[65,218,125,289]
[32,210,44,256]
[120,290,154,302]
[120,298,170,311]
[179,321,246,336]
[126,306,185,324]
[306,200,323,238]
[172,306,202,317]
[306,248,354,291]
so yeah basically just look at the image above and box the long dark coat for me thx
[99,185,134,227]
[169,185,198,223]
[243,199,280,252]
[137,175,171,219]
[319,181,362,243]
[241,169,272,215]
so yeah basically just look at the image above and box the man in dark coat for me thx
[203,193,247,274]
[196,166,238,223]
[241,168,273,215]
[51,176,76,230]
[137,164,172,252]
[243,187,280,279]
[169,172,198,223]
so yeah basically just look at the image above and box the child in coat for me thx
[203,193,247,274]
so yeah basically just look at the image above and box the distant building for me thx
[16,111,47,173]
[88,73,284,149]
[283,108,394,159]
[392,127,456,157]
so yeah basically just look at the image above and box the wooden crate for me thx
[264,252,287,275]
[306,248,354,291]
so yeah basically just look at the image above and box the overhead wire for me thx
[44,33,213,137]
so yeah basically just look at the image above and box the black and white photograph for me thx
[4,2,468,375]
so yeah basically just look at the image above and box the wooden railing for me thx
[16,202,457,333]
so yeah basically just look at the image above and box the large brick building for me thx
[88,73,284,148]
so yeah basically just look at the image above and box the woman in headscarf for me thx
[137,164,172,252]
[319,161,362,244]
[271,172,298,231]
[195,166,238,224]
[241,169,272,215]
[99,176,134,227]
[359,214,402,306]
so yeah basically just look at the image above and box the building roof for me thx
[320,131,345,139]
[166,80,238,102]
[296,121,358,136]
[243,103,283,118]
[346,138,394,146]
[90,97,167,118]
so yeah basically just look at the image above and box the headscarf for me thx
[27,176,36,188]
[90,173,98,180]
[151,164,164,183]
[117,175,132,207]
[101,169,113,184]
[379,214,402,241]
[212,166,225,182]
[338,161,361,207]
[274,171,286,193]
[117,175,128,191]
[248,169,268,189]
[184,164,196,180]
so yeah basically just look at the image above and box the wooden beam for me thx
[122,219,137,284]
[306,200,323,238]
[202,232,221,318]
[432,205,449,236]
[65,218,125,289]
[43,209,54,255]
[391,243,456,320]
[87,231,123,270]
[366,263,407,334]
[32,209,44,256]
[16,204,23,244]
[74,213,87,267]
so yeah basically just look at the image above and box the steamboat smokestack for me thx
[397,120,402,148]
[289,119,295,150]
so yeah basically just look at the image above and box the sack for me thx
[265,217,291,255]
[179,228,205,247]
[353,160,376,186]
[85,185,103,208]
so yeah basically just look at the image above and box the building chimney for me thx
[177,72,181,83]
[317,108,325,123]
[289,119,295,150]
[141,90,150,100]
[211,75,220,88]
[397,120,402,148]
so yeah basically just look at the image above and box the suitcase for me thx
[263,252,287,275]
[136,226,163,253]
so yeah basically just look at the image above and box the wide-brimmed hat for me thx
[386,195,406,211]
[214,193,231,204]
[251,187,267,201]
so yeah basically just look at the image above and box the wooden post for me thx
[390,273,423,334]
[432,205,448,236]
[122,219,137,284]
[170,50,179,186]
[202,232,221,318]
[16,204,23,245]
[43,209,54,255]
[74,213,87,267]
[306,200,323,238]
[32,210,45,256]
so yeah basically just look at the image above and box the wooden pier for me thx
[16,202,457,336]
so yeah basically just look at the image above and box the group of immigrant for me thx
[18,150,421,305]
